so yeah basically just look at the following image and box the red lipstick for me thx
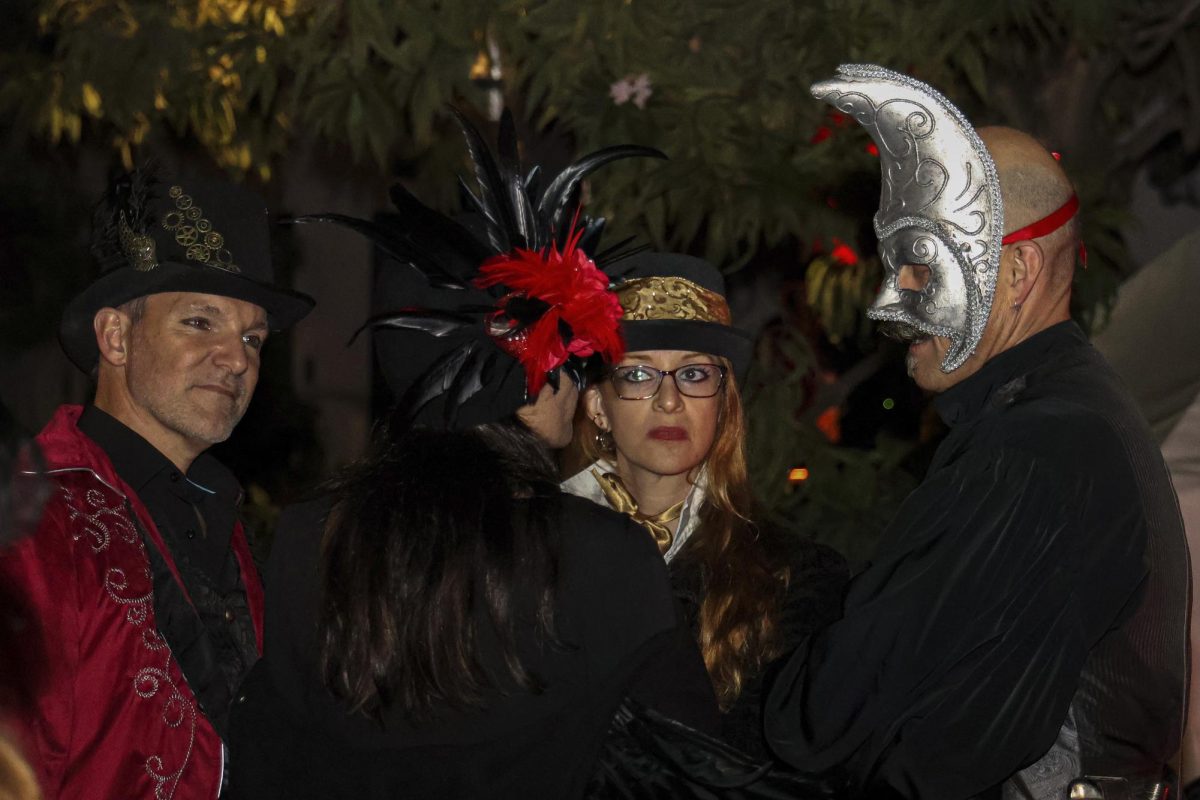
[648,426,688,441]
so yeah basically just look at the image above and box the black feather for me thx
[476,349,499,388]
[496,109,536,251]
[297,106,661,429]
[348,309,479,345]
[443,341,488,427]
[396,341,478,423]
[449,107,520,253]
[496,355,528,405]
[600,247,646,280]
[523,164,542,199]
[593,234,642,265]
[386,183,493,284]
[573,217,609,256]
[456,175,488,222]
[90,166,159,271]
[292,212,470,290]
[537,145,667,241]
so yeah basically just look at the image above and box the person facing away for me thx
[765,64,1188,799]
[562,251,848,760]
[226,111,719,800]
[0,169,314,799]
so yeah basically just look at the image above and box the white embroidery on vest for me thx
[60,480,198,800]
[135,666,199,799]
[103,567,152,626]
[64,486,137,552]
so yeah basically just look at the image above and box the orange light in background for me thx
[788,467,810,483]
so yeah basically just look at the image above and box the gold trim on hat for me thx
[160,185,241,274]
[615,276,731,325]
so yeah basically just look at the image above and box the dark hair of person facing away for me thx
[316,414,564,719]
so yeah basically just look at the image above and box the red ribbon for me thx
[1000,193,1087,268]
[1001,194,1078,245]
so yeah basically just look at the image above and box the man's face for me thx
[122,292,268,453]
[900,257,1011,393]
[904,335,964,393]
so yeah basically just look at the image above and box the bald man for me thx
[765,66,1187,800]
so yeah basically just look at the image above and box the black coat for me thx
[227,493,718,799]
[765,322,1188,799]
[670,530,848,760]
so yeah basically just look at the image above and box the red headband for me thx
[1001,194,1087,267]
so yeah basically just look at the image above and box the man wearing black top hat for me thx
[0,170,313,800]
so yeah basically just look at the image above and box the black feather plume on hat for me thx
[89,165,160,273]
[297,108,665,430]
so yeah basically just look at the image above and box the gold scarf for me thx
[591,469,684,554]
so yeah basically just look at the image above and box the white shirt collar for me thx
[561,460,707,562]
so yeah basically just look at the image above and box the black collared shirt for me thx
[79,405,241,584]
[78,405,259,739]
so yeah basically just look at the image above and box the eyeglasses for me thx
[608,363,727,400]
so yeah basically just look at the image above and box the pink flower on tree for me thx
[610,73,653,109]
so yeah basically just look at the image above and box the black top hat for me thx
[304,109,664,431]
[612,252,753,381]
[59,170,315,372]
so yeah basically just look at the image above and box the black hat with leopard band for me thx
[612,252,753,381]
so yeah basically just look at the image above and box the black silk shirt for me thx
[764,322,1188,799]
[80,406,239,580]
[78,406,259,739]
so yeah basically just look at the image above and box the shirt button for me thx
[224,609,235,623]
[169,471,181,483]
[186,529,196,540]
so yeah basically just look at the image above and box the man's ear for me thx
[583,385,608,431]
[93,307,131,367]
[1004,240,1045,308]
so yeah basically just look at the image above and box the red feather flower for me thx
[475,227,625,395]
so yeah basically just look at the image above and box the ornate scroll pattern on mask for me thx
[810,63,1004,373]
[60,481,198,800]
[616,276,732,325]
[160,184,241,273]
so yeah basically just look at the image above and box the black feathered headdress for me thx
[301,109,665,430]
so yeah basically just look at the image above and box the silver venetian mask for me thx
[811,64,1003,372]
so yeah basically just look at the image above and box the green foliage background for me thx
[3,0,1198,559]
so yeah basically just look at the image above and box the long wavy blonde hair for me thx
[585,362,788,708]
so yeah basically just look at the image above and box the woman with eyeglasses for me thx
[563,252,848,761]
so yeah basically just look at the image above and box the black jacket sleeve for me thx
[764,446,1145,798]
